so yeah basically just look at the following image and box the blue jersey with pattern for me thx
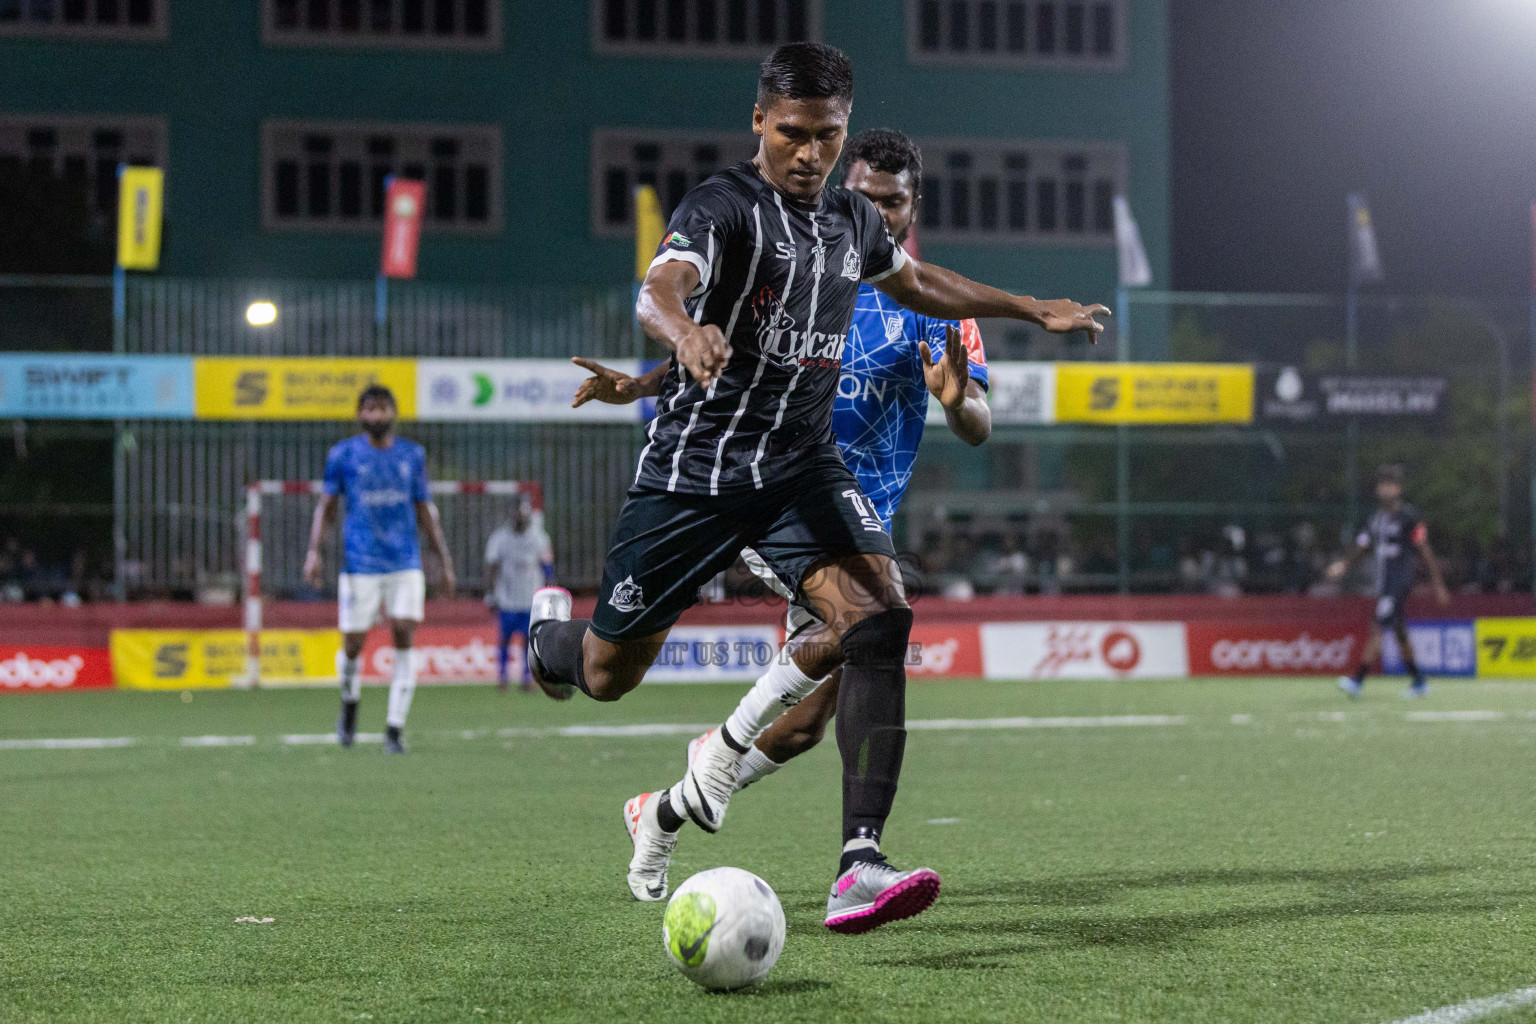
[831,284,989,530]
[323,435,430,575]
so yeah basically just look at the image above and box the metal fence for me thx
[2,277,1531,598]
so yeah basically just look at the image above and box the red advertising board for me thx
[0,645,114,691]
[1186,622,1367,676]
[380,177,426,279]
[907,624,983,678]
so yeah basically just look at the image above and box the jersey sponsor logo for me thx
[752,286,847,366]
[884,315,904,342]
[840,488,884,533]
[837,372,892,404]
[663,231,692,248]
[774,241,797,261]
[811,241,827,277]
[609,575,646,613]
[841,247,861,281]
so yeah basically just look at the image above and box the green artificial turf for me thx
[4,678,1536,1023]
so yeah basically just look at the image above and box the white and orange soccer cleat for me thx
[623,792,679,902]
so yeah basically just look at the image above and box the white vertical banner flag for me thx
[1347,193,1384,285]
[1113,196,1152,288]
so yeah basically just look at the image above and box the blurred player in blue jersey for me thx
[303,385,456,754]
[572,129,994,900]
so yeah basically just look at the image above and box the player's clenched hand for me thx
[1033,299,1111,340]
[920,325,970,410]
[302,549,323,589]
[676,324,731,387]
[571,357,641,407]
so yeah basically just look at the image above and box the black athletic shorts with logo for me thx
[1373,588,1411,630]
[590,444,896,643]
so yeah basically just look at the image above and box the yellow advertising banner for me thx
[193,358,417,420]
[110,629,340,689]
[116,166,164,271]
[1055,363,1255,425]
[1474,618,1536,678]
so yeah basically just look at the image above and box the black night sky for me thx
[1172,0,1536,295]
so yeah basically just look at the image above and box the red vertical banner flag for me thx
[380,177,426,279]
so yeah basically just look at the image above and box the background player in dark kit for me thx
[1328,463,1450,698]
[529,42,1109,930]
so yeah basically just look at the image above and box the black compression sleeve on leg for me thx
[531,619,593,697]
[834,607,914,845]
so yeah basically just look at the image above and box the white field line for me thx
[907,715,1187,730]
[1382,984,1536,1024]
[180,735,255,747]
[0,736,135,750]
[4,709,1533,753]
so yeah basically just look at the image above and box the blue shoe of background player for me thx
[1401,676,1429,699]
[1337,676,1363,699]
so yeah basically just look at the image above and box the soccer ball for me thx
[662,867,786,991]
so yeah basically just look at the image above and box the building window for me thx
[591,129,757,236]
[263,0,500,49]
[262,121,501,233]
[0,114,165,219]
[908,0,1123,67]
[0,0,165,38]
[915,139,1122,245]
[594,0,820,57]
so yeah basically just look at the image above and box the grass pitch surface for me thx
[5,677,1536,1023]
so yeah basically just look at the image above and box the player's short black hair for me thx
[1376,463,1405,484]
[757,42,854,110]
[843,128,923,195]
[357,384,396,411]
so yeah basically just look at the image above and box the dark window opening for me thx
[433,164,456,219]
[339,161,363,217]
[978,178,998,230]
[126,0,150,24]
[946,0,967,50]
[635,0,655,39]
[306,162,331,217]
[665,0,685,40]
[950,179,970,230]
[97,0,119,24]
[921,177,943,228]
[1092,179,1113,232]
[464,164,489,220]
[604,167,629,224]
[275,161,300,217]
[369,164,391,216]
[305,0,329,31]
[369,0,391,31]
[756,0,775,43]
[695,0,715,41]
[465,0,488,34]
[338,0,360,31]
[432,0,454,35]
[274,0,300,27]
[603,0,625,37]
[1035,1,1055,53]
[62,0,88,22]
[1006,180,1028,230]
[1036,179,1057,231]
[1064,179,1085,231]
[1064,2,1084,53]
[976,1,996,51]
[787,0,807,40]
[665,168,688,214]
[402,0,424,33]
[726,0,746,42]
[918,0,939,50]
[1005,1,1025,50]
[1092,2,1112,54]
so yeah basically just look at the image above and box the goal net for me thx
[241,479,542,687]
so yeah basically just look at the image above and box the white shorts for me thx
[739,548,821,637]
[338,570,426,634]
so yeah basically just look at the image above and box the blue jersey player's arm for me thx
[410,445,457,597]
[918,319,991,446]
[303,444,348,588]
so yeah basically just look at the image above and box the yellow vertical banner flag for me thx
[116,166,164,271]
[634,185,664,282]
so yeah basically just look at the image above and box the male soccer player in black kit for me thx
[1329,464,1450,699]
[526,42,1109,932]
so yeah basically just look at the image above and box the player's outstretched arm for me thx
[874,258,1110,339]
[303,494,338,589]
[635,261,732,386]
[920,324,991,447]
[570,357,669,407]
[417,501,456,597]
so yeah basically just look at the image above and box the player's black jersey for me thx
[634,161,907,495]
[1357,503,1426,595]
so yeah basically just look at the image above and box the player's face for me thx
[844,161,917,245]
[1377,479,1402,505]
[752,96,850,202]
[512,507,530,531]
[357,398,396,440]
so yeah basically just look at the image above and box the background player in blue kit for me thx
[304,385,457,754]
[1327,463,1450,699]
[573,129,999,899]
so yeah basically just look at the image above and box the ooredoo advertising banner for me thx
[906,624,983,678]
[1186,623,1366,676]
[359,627,505,684]
[980,622,1189,680]
[0,646,114,691]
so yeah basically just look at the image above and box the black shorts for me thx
[1374,590,1409,629]
[590,444,896,643]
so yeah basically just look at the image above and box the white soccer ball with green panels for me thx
[662,867,785,991]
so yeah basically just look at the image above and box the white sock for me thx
[724,658,828,744]
[735,745,783,790]
[842,837,879,855]
[385,649,417,728]
[337,651,361,704]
